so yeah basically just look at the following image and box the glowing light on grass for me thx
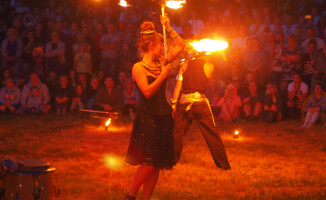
[233,130,239,138]
[165,0,186,9]
[103,154,123,170]
[119,0,130,7]
[189,39,228,53]
[105,118,111,131]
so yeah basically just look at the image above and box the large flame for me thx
[189,39,228,53]
[166,0,186,9]
[119,0,130,7]
[105,118,111,126]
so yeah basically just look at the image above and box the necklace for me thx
[140,61,162,76]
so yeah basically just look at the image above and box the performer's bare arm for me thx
[132,63,171,99]
[171,61,188,116]
[161,15,185,62]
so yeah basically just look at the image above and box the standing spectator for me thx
[117,71,127,89]
[1,28,23,75]
[45,31,66,75]
[270,32,285,85]
[301,26,324,52]
[0,77,21,113]
[70,83,87,112]
[1,68,12,87]
[95,76,124,112]
[301,40,317,89]
[55,75,72,115]
[73,43,92,75]
[77,73,89,91]
[99,23,119,78]
[302,83,326,127]
[311,44,326,90]
[23,30,36,75]
[86,76,99,109]
[242,81,263,121]
[286,73,309,119]
[244,37,268,87]
[21,73,51,114]
[262,83,283,123]
[217,83,242,122]
[281,35,303,83]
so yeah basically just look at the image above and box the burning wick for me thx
[105,118,111,131]
[233,130,239,138]
[119,0,130,7]
[165,0,186,9]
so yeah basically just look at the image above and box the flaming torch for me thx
[159,0,186,60]
[105,118,111,131]
[119,0,131,7]
[189,39,228,54]
[233,130,239,138]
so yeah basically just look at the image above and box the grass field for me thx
[1,114,326,200]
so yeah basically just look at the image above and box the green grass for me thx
[1,114,326,199]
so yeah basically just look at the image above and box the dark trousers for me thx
[174,102,231,169]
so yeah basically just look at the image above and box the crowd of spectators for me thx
[0,0,326,126]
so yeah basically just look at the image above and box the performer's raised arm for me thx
[161,15,185,62]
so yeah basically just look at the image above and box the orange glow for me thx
[189,39,228,53]
[119,0,130,7]
[166,0,186,9]
[234,130,239,138]
[105,118,111,127]
[103,154,123,170]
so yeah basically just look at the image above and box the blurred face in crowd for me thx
[96,24,103,34]
[60,76,68,88]
[293,74,301,85]
[266,84,276,94]
[104,77,114,89]
[97,70,105,81]
[307,43,316,54]
[77,34,85,43]
[76,85,83,95]
[119,72,127,83]
[71,23,79,32]
[3,69,11,78]
[32,88,39,97]
[306,28,316,39]
[35,23,42,33]
[56,22,63,32]
[70,70,76,80]
[287,37,297,48]
[30,74,40,85]
[7,28,17,40]
[90,78,99,89]
[78,74,87,83]
[13,19,22,29]
[51,32,59,42]
[249,81,257,94]
[275,33,284,44]
[107,24,115,34]
[82,27,89,37]
[314,84,323,96]
[246,73,255,82]
[5,78,14,89]
[27,31,34,40]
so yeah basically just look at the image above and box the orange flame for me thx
[189,39,228,53]
[105,118,111,126]
[234,130,239,138]
[119,0,130,7]
[166,0,186,9]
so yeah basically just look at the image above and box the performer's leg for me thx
[142,168,160,200]
[128,165,157,197]
[193,103,231,169]
[174,104,192,163]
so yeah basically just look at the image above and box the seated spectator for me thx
[0,77,21,113]
[95,76,124,112]
[262,83,283,123]
[73,42,92,75]
[21,73,51,114]
[117,71,127,89]
[1,68,13,87]
[55,75,73,115]
[302,83,326,127]
[217,83,242,122]
[123,79,138,119]
[70,84,87,112]
[286,73,309,119]
[25,86,43,114]
[301,40,317,89]
[242,81,263,121]
[86,77,100,110]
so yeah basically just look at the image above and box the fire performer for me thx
[124,16,185,200]
[171,54,231,170]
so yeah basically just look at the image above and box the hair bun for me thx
[140,21,155,32]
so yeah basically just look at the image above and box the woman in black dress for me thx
[125,16,184,200]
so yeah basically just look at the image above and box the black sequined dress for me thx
[126,76,175,169]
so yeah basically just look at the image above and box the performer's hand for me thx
[160,14,171,30]
[161,64,172,78]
